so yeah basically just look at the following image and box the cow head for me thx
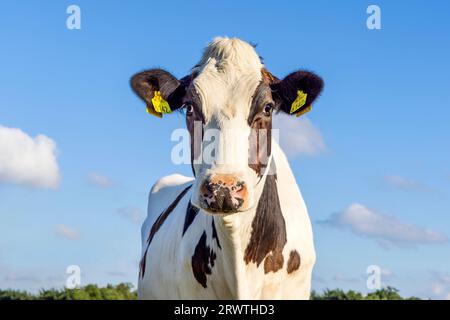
[131,37,323,214]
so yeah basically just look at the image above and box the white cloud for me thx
[0,125,60,188]
[272,113,325,157]
[55,224,80,240]
[4,273,41,283]
[320,203,448,248]
[118,207,144,224]
[384,175,423,190]
[380,267,394,278]
[333,273,360,283]
[88,172,114,188]
[430,271,450,299]
[431,283,445,295]
[106,271,127,277]
[312,274,326,284]
[0,266,66,293]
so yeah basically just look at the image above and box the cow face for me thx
[131,38,323,214]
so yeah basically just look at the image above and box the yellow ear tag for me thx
[146,104,162,118]
[296,104,312,117]
[151,91,172,115]
[290,90,308,114]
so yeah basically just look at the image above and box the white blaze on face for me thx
[190,37,264,212]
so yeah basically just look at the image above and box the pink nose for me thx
[200,174,248,213]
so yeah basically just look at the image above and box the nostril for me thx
[234,181,246,193]
[204,182,214,193]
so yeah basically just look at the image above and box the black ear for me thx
[271,70,324,116]
[130,69,189,117]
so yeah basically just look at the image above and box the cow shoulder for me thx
[150,173,194,195]
[148,174,193,218]
[141,174,194,242]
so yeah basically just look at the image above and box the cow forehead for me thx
[192,38,263,122]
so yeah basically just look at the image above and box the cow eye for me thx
[184,103,194,116]
[263,103,274,116]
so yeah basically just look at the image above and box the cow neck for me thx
[210,154,280,298]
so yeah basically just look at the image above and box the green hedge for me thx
[1,284,419,300]
[311,286,420,300]
[0,283,137,300]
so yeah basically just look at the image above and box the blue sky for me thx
[0,0,449,298]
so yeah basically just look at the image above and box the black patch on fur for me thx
[211,219,222,249]
[271,70,324,116]
[139,184,192,278]
[191,231,216,288]
[244,161,287,274]
[139,247,148,280]
[183,201,200,236]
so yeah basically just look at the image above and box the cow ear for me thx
[130,69,189,117]
[271,70,324,117]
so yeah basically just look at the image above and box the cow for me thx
[130,37,324,299]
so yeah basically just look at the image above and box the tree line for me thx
[0,283,419,300]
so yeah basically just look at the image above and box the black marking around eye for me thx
[185,85,205,177]
[247,81,273,125]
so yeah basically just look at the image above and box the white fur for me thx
[191,38,263,211]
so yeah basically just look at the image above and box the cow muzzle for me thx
[199,174,248,213]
